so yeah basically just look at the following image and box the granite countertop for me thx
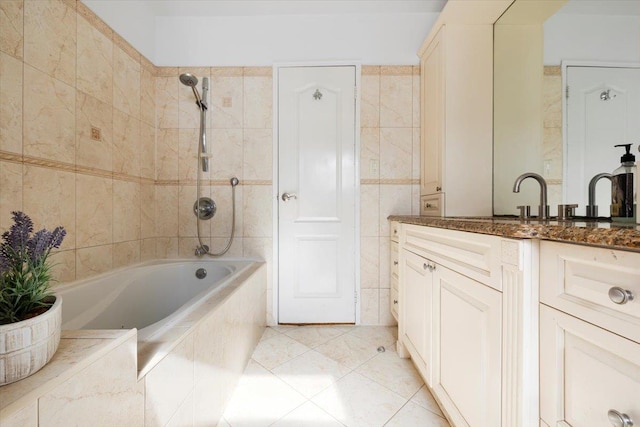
[388,215,640,252]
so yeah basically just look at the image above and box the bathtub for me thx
[57,259,254,342]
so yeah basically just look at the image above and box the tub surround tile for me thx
[75,1,112,40]
[243,128,272,181]
[210,75,243,128]
[140,66,156,126]
[179,128,210,182]
[156,237,179,258]
[211,184,242,237]
[272,350,351,399]
[155,186,179,237]
[0,0,23,59]
[145,333,195,427]
[243,75,272,128]
[386,401,449,427]
[22,165,75,250]
[75,245,112,280]
[140,238,156,261]
[0,161,22,234]
[112,32,140,65]
[23,64,75,164]
[243,67,272,77]
[113,46,141,118]
[140,183,156,239]
[23,0,75,87]
[50,249,75,283]
[380,74,413,128]
[178,185,209,237]
[311,371,406,427]
[75,91,113,172]
[140,122,155,180]
[270,401,343,427]
[112,110,140,176]
[38,335,142,427]
[113,180,140,242]
[0,330,135,422]
[243,185,273,238]
[76,16,112,105]
[112,240,140,269]
[0,52,22,153]
[379,185,412,237]
[156,76,179,129]
[210,128,243,181]
[156,128,179,180]
[76,174,112,247]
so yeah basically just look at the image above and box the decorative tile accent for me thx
[76,91,113,172]
[244,75,272,128]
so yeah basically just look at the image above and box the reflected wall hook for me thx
[600,89,616,101]
[313,89,323,100]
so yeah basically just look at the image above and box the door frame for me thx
[272,61,362,325]
[561,60,640,204]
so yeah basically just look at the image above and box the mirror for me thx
[493,0,640,217]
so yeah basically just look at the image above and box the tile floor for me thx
[220,325,450,427]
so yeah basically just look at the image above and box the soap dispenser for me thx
[611,143,636,222]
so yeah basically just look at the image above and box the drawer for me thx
[402,224,503,291]
[540,305,640,427]
[420,193,444,217]
[540,241,640,343]
[390,221,400,242]
[390,286,399,321]
[390,241,399,280]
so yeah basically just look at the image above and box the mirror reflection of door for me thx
[564,65,640,216]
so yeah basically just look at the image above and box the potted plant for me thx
[0,211,66,385]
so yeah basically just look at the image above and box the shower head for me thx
[179,73,198,87]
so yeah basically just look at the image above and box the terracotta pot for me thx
[0,296,62,385]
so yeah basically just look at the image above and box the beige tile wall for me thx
[0,0,156,283]
[543,65,563,206]
[0,0,419,326]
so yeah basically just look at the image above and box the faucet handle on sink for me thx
[558,204,578,220]
[516,205,531,219]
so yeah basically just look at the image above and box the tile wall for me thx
[0,0,156,282]
[0,0,419,326]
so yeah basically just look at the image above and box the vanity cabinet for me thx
[418,23,493,217]
[539,241,640,427]
[397,224,539,427]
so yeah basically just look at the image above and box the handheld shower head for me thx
[179,73,204,109]
[179,73,198,87]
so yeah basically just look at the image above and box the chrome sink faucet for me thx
[513,172,550,219]
[586,173,612,217]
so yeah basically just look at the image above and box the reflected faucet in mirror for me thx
[513,173,550,219]
[586,173,612,218]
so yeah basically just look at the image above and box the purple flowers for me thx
[0,212,66,324]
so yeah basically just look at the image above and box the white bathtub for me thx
[57,259,254,342]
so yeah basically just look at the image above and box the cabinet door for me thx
[540,304,640,427]
[401,249,433,384]
[421,26,444,196]
[433,265,502,427]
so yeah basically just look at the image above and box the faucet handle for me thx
[558,204,578,220]
[516,205,531,219]
[538,205,550,219]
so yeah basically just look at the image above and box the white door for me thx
[278,66,356,324]
[565,65,640,216]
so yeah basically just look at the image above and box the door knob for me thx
[281,192,298,202]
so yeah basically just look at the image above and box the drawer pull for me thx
[425,203,433,208]
[423,262,436,272]
[393,299,398,304]
[608,409,634,427]
[436,186,442,191]
[393,261,398,266]
[608,287,634,305]
[423,263,429,270]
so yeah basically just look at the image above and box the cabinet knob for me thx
[393,299,398,304]
[608,409,634,427]
[423,263,428,270]
[608,287,634,305]
[436,186,442,192]
[393,261,398,266]
[425,203,433,208]
[393,229,398,235]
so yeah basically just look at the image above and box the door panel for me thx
[565,66,640,216]
[278,66,356,324]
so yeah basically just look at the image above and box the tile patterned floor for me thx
[220,326,450,427]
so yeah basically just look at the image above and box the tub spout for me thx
[195,244,209,257]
